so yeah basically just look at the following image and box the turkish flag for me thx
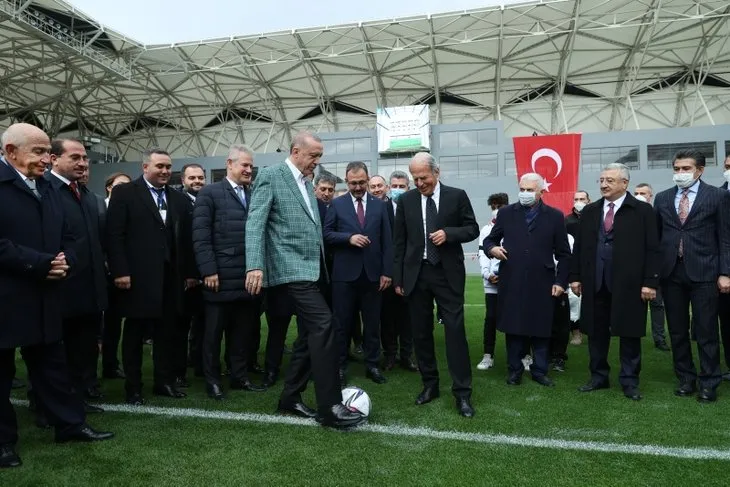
[513,134,582,215]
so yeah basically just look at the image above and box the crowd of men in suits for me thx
[3,120,730,468]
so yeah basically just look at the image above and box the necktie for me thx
[604,202,615,233]
[235,185,247,209]
[152,187,167,210]
[425,195,440,265]
[69,181,81,201]
[26,179,41,199]
[678,188,690,257]
[356,198,365,227]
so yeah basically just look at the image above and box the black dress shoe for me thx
[261,371,278,388]
[0,444,21,468]
[456,397,475,418]
[506,373,522,386]
[399,358,419,372]
[697,388,717,403]
[248,363,265,375]
[532,375,555,387]
[551,359,566,373]
[55,424,115,443]
[206,383,225,400]
[277,400,317,419]
[84,402,104,413]
[11,377,25,389]
[382,357,396,371]
[655,341,670,352]
[85,386,103,401]
[624,387,642,401]
[102,368,125,380]
[578,381,609,392]
[230,379,266,392]
[153,384,187,398]
[317,404,366,429]
[175,377,190,388]
[366,367,387,384]
[125,393,146,406]
[674,382,697,397]
[415,387,440,405]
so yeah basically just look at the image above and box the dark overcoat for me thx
[483,201,571,338]
[568,194,660,337]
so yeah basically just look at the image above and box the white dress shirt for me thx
[50,169,71,186]
[285,158,314,218]
[603,192,627,219]
[420,182,441,259]
[674,178,700,214]
[350,192,367,215]
[391,200,398,216]
[144,177,167,223]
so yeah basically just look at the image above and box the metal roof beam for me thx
[293,31,337,132]
[358,25,388,109]
[427,16,442,123]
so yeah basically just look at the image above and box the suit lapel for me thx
[281,164,315,223]
[224,181,247,210]
[684,180,707,225]
[134,177,164,225]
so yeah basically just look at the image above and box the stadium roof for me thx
[0,0,729,161]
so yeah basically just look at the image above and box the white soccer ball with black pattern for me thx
[341,386,371,417]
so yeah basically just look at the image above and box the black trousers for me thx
[248,313,262,368]
[381,287,413,360]
[407,262,471,398]
[1,343,85,444]
[663,259,721,390]
[181,287,205,377]
[263,286,295,376]
[588,288,641,389]
[649,288,667,345]
[333,272,382,370]
[483,293,498,356]
[203,300,258,386]
[718,293,730,369]
[549,295,570,361]
[63,313,102,393]
[102,284,123,374]
[280,281,341,413]
[506,335,549,377]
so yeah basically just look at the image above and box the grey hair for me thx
[603,162,630,181]
[389,170,410,184]
[1,122,42,149]
[369,174,386,185]
[314,172,337,187]
[519,172,545,191]
[228,144,254,160]
[290,131,322,153]
[635,182,653,194]
[410,152,439,174]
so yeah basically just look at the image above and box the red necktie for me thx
[356,198,365,227]
[69,181,81,201]
[604,202,614,233]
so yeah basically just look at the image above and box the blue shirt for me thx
[674,178,699,214]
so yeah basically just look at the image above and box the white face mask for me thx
[491,209,499,220]
[518,191,536,207]
[573,201,586,213]
[634,194,648,203]
[724,170,730,184]
[673,172,696,189]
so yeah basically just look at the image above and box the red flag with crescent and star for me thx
[513,133,582,215]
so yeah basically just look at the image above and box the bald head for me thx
[1,123,50,179]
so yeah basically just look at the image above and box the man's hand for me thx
[349,234,371,248]
[641,286,657,302]
[185,278,199,290]
[245,270,264,295]
[52,252,67,267]
[487,274,499,284]
[49,252,70,280]
[46,268,67,280]
[552,285,565,297]
[204,274,220,292]
[718,276,730,294]
[379,275,392,291]
[489,246,508,261]
[395,286,404,297]
[569,281,582,297]
[429,230,447,246]
[114,276,131,290]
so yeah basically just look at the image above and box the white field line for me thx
[11,399,730,461]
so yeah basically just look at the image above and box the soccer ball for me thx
[341,386,371,417]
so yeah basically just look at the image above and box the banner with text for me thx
[513,134,582,215]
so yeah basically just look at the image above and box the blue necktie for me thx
[152,187,167,210]
[235,186,247,209]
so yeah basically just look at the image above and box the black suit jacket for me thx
[45,172,108,316]
[393,184,479,296]
[106,176,196,318]
[654,180,730,282]
[0,162,76,348]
